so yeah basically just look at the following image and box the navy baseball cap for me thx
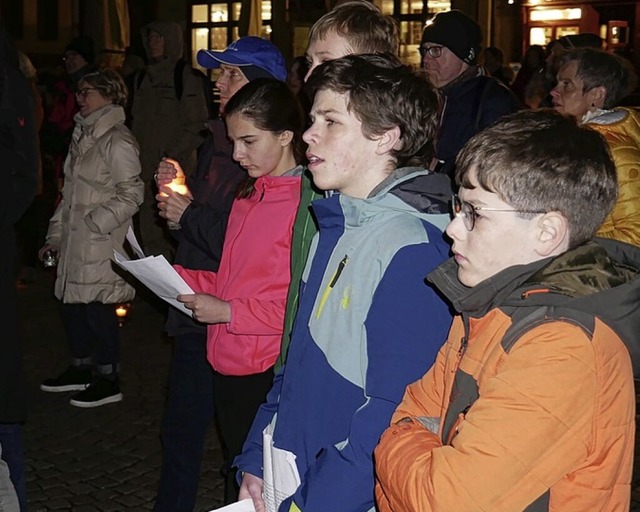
[197,36,287,81]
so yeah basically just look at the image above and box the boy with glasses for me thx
[375,109,640,511]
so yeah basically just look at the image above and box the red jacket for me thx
[176,171,301,375]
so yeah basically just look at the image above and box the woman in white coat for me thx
[39,68,144,408]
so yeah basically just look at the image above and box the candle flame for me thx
[166,181,188,195]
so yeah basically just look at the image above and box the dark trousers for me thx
[60,302,120,368]
[213,367,274,505]
[154,332,215,512]
[0,423,26,512]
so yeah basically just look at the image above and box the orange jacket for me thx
[375,240,638,512]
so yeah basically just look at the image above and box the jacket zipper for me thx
[452,314,470,374]
[316,255,349,319]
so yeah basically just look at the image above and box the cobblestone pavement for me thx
[17,268,225,511]
[15,267,640,511]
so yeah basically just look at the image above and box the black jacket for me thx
[437,69,521,178]
[165,118,245,337]
[0,26,38,422]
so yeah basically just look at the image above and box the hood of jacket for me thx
[429,237,640,374]
[141,21,183,62]
[338,167,452,231]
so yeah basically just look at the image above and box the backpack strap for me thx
[135,68,146,91]
[442,305,596,447]
[474,77,493,133]
[173,58,188,100]
[501,305,596,354]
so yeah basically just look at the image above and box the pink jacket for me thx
[176,171,301,375]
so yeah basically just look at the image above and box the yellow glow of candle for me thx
[115,306,128,318]
[166,182,188,195]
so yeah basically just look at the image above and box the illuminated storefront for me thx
[190,1,273,71]
[522,0,637,54]
[187,0,452,70]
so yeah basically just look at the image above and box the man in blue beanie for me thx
[420,10,520,179]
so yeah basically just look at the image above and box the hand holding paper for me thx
[177,293,231,324]
[208,499,256,512]
[239,473,266,512]
[112,228,194,316]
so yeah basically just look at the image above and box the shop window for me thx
[377,0,450,67]
[189,1,272,69]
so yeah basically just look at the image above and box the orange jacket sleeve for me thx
[375,322,612,512]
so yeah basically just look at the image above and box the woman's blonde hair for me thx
[80,68,128,106]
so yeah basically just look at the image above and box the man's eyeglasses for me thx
[452,194,547,232]
[75,87,97,99]
[420,45,444,59]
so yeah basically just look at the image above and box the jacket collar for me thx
[312,167,449,230]
[73,104,125,140]
[428,240,640,318]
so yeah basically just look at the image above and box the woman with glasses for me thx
[551,48,640,246]
[38,69,144,408]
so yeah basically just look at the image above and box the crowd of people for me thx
[2,0,640,511]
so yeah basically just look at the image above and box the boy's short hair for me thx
[306,53,439,169]
[308,0,399,55]
[558,48,638,108]
[455,109,617,248]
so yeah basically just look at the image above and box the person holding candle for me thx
[169,77,305,504]
[38,68,144,408]
[151,38,288,510]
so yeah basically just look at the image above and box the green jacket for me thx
[275,169,323,370]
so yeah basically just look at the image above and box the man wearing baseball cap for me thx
[153,37,288,511]
[421,10,520,178]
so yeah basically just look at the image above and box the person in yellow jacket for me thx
[375,110,639,512]
[551,47,640,246]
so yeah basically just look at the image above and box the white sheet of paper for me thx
[113,250,194,316]
[262,423,301,512]
[208,499,256,512]
[125,226,146,259]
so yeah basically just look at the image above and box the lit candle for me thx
[115,306,127,318]
[166,181,189,195]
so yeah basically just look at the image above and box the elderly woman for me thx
[551,48,640,246]
[39,69,144,407]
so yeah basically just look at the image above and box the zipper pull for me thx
[458,336,468,357]
[329,255,348,288]
[316,255,349,319]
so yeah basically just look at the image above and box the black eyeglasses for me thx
[420,45,444,59]
[452,194,547,231]
[75,87,97,98]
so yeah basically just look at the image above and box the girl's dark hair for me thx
[224,78,306,198]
